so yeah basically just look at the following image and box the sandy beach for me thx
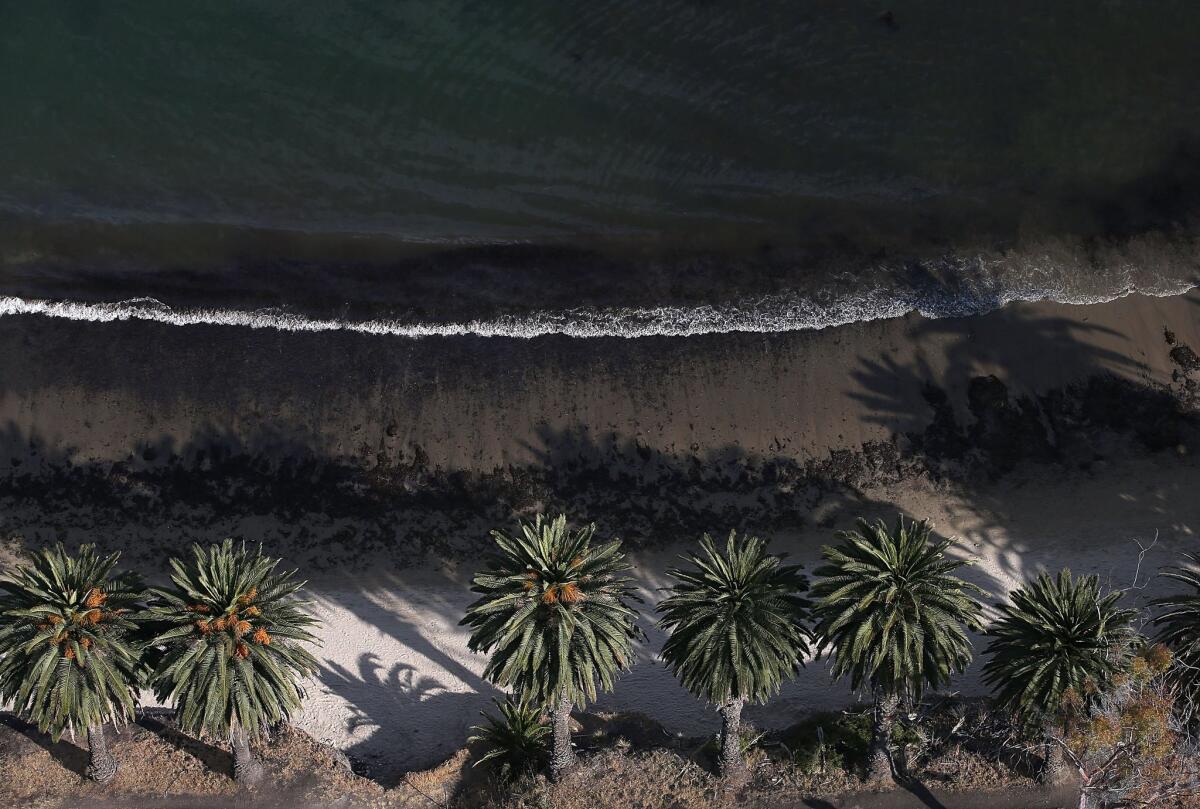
[1,289,1197,475]
[2,288,1198,784]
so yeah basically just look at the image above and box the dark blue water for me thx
[2,1,1200,334]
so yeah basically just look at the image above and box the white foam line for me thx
[0,281,1194,340]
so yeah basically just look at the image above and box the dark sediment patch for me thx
[1,365,1195,574]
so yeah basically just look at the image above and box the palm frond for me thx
[145,539,319,741]
[810,517,984,698]
[0,544,143,740]
[461,514,642,707]
[984,569,1135,727]
[1151,553,1200,712]
[468,695,549,779]
[657,530,811,705]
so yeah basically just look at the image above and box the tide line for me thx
[0,281,1190,340]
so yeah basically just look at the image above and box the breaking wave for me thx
[1,271,1195,340]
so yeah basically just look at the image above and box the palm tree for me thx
[656,530,811,778]
[0,543,142,784]
[982,569,1135,784]
[811,517,984,783]
[1152,553,1200,723]
[468,695,550,781]
[461,514,643,781]
[146,540,319,786]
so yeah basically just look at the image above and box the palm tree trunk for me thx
[230,722,265,786]
[1039,733,1070,785]
[549,695,576,782]
[867,690,899,784]
[85,723,117,784]
[717,697,747,780]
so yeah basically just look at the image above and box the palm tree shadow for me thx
[0,714,89,777]
[896,777,950,809]
[137,711,233,778]
[316,652,494,787]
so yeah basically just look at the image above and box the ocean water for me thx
[2,1,1200,336]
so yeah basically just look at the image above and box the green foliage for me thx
[789,732,847,775]
[783,709,932,776]
[0,544,142,740]
[782,711,871,775]
[146,539,319,741]
[983,569,1136,728]
[657,531,811,705]
[1151,553,1200,712]
[461,514,643,707]
[469,696,550,780]
[811,517,984,697]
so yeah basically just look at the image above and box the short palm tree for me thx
[1152,553,1200,722]
[811,517,984,783]
[0,544,142,784]
[468,695,550,781]
[461,514,643,781]
[146,540,319,786]
[982,569,1135,784]
[657,530,811,778]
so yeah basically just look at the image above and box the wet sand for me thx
[0,288,1197,474]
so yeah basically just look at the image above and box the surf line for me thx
[0,292,917,339]
[0,284,1187,340]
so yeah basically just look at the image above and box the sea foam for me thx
[0,261,1195,340]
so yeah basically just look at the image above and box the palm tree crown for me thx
[657,531,811,705]
[0,544,142,740]
[983,569,1136,727]
[1152,553,1200,708]
[461,514,642,707]
[811,517,984,696]
[146,539,319,741]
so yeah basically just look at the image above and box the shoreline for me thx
[2,274,1198,340]
[1,288,1197,475]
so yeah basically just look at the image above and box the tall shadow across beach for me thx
[849,285,1200,596]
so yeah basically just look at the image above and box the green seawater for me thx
[4,0,1200,249]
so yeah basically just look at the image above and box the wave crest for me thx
[1,274,1195,340]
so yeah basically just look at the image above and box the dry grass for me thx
[496,748,731,809]
[0,709,1047,809]
[0,530,25,575]
[0,713,464,809]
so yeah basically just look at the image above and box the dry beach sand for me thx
[0,287,1198,788]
